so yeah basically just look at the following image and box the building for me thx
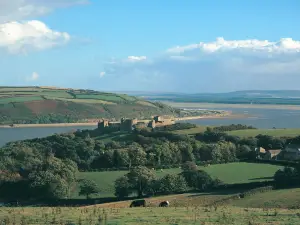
[98,120,109,129]
[120,118,138,131]
[264,149,282,160]
[255,147,266,159]
[282,144,300,160]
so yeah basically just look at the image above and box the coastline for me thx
[0,111,244,128]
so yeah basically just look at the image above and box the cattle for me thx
[159,201,169,207]
[130,199,146,207]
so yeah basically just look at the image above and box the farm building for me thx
[263,149,282,160]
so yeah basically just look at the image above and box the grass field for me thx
[0,205,299,224]
[78,163,282,198]
[231,188,300,209]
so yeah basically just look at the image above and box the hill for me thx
[0,86,179,125]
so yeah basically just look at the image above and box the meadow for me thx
[0,203,299,224]
[77,163,282,198]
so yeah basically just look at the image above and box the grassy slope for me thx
[231,188,300,209]
[0,87,177,124]
[1,205,299,224]
[78,163,282,198]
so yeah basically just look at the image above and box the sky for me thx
[0,0,300,93]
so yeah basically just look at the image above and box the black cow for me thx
[159,201,169,207]
[130,199,146,207]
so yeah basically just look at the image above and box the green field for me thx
[0,204,299,224]
[78,163,282,198]
[0,96,43,104]
[232,188,300,209]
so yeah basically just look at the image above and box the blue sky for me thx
[0,0,300,93]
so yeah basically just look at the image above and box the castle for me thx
[97,116,175,132]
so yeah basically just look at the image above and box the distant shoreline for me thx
[0,111,241,128]
[164,101,300,110]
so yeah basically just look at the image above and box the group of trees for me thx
[0,123,298,201]
[114,162,220,199]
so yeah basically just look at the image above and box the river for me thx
[1,107,300,147]
[0,125,97,147]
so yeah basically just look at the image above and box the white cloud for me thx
[26,72,39,81]
[127,56,147,62]
[0,0,89,23]
[101,37,300,92]
[0,20,70,53]
[167,37,300,54]
[100,71,105,78]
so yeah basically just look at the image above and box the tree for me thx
[126,166,155,197]
[114,176,131,199]
[182,161,197,172]
[181,168,214,191]
[128,144,147,167]
[28,156,78,200]
[274,167,299,188]
[79,179,100,199]
[158,174,188,194]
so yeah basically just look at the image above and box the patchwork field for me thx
[78,163,282,198]
[0,87,178,124]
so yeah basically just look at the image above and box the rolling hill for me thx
[0,86,179,125]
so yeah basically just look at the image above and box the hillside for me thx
[0,86,179,125]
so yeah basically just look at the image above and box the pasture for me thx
[78,163,282,198]
[0,205,299,224]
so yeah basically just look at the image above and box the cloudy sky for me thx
[0,0,300,93]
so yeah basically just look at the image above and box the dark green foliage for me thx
[114,176,131,199]
[156,174,188,194]
[213,124,256,132]
[274,167,300,188]
[154,123,196,132]
[114,166,155,198]
[79,179,100,199]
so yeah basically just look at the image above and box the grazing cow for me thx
[159,201,169,207]
[239,193,245,198]
[130,199,146,207]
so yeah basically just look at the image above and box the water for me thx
[181,107,300,129]
[1,107,300,147]
[0,125,97,147]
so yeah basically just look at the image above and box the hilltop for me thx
[0,86,181,125]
